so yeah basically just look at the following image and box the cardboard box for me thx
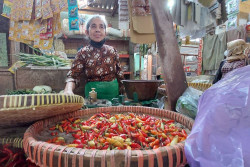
[128,0,156,44]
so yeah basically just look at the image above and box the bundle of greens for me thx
[18,53,71,67]
[15,45,71,67]
[7,89,37,95]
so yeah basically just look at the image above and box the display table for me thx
[14,67,85,96]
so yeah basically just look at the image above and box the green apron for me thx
[85,79,119,101]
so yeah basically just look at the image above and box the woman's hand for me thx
[63,82,76,95]
[63,89,74,95]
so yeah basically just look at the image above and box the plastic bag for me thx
[185,65,250,167]
[176,87,203,119]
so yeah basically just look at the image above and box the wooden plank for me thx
[14,68,85,96]
[150,0,188,110]
[0,33,8,67]
[0,69,14,95]
[9,41,20,66]
[147,55,152,80]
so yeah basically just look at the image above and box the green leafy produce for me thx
[16,45,71,67]
[17,53,71,67]
[7,89,37,95]
[33,85,52,94]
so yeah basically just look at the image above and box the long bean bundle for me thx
[17,53,71,67]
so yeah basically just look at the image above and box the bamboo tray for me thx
[0,94,84,127]
[23,106,194,167]
[158,82,212,96]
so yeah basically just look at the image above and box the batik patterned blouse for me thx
[66,44,125,90]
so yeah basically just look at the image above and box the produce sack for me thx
[176,87,203,119]
[185,65,250,167]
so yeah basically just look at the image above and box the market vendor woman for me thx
[64,15,125,100]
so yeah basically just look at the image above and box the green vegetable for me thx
[15,46,71,67]
[7,89,37,95]
[109,117,116,123]
[33,85,52,94]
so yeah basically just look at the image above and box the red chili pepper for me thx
[162,119,175,124]
[68,117,74,123]
[72,134,80,139]
[153,145,159,149]
[102,145,109,150]
[132,120,138,126]
[128,126,136,132]
[139,129,148,137]
[3,147,13,156]
[138,136,146,142]
[12,152,20,161]
[142,142,149,148]
[0,154,9,164]
[96,121,102,129]
[147,137,156,142]
[144,125,150,131]
[149,139,160,148]
[99,126,107,135]
[89,133,94,140]
[124,119,131,125]
[73,139,81,144]
[141,115,149,121]
[111,123,118,130]
[129,113,135,118]
[76,144,84,148]
[130,143,141,149]
[108,133,117,138]
[164,137,171,146]
[131,132,140,138]
[120,134,127,139]
[181,129,188,138]
[121,122,131,137]
[49,126,56,131]
[171,132,183,137]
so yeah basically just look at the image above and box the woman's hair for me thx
[85,15,108,32]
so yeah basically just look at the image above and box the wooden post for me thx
[149,0,188,110]
[139,52,142,80]
[147,55,152,79]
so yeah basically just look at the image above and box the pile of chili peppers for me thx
[0,144,38,167]
[47,112,188,150]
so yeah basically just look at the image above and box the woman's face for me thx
[86,18,106,42]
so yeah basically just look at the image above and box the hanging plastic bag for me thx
[185,65,250,167]
[176,87,203,119]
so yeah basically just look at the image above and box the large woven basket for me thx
[0,94,84,127]
[0,137,23,149]
[158,82,212,95]
[23,106,194,167]
[0,125,28,148]
[187,83,212,91]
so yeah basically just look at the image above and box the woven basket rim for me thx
[0,137,23,148]
[24,106,194,160]
[0,94,84,127]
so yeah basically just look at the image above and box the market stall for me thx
[0,0,249,166]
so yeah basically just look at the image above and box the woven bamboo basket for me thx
[0,125,28,148]
[0,137,23,149]
[187,83,212,91]
[23,106,194,167]
[0,94,84,127]
[158,82,212,95]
